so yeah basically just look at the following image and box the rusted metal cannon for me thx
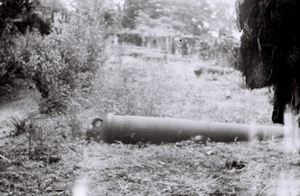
[86,113,283,144]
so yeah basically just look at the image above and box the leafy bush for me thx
[0,18,107,113]
[197,35,240,67]
[20,23,105,93]
[16,30,65,97]
[210,35,240,61]
[0,24,22,95]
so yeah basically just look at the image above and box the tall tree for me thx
[122,0,161,29]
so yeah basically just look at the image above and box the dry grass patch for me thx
[76,139,300,196]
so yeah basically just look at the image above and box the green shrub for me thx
[0,25,22,95]
[20,25,105,93]
[17,30,66,97]
[197,35,240,67]
[0,21,106,113]
[210,35,240,67]
[0,9,107,113]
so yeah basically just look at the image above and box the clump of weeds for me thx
[10,115,28,136]
[1,112,86,195]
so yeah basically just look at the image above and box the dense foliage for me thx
[0,0,51,34]
[0,0,42,92]
[122,0,236,37]
[0,0,30,31]
[119,0,240,66]
[0,0,106,114]
[121,0,161,29]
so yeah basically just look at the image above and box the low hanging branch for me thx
[0,154,12,163]
[257,26,262,55]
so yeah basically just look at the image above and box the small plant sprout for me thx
[10,115,29,136]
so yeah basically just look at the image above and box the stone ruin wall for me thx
[115,33,199,57]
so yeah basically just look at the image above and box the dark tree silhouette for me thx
[0,0,51,35]
[122,0,161,29]
[236,0,300,124]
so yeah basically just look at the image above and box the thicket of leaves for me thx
[122,0,236,37]
[0,25,22,96]
[0,21,106,114]
[209,35,240,67]
[121,0,162,29]
[0,0,51,94]
[119,0,240,67]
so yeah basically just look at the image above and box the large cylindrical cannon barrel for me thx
[87,113,283,144]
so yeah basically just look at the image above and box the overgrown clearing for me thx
[1,45,300,195]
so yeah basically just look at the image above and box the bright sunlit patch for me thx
[264,106,300,195]
[283,105,300,154]
[274,169,300,196]
[208,30,218,38]
[202,21,210,29]
[232,30,242,40]
[73,178,88,196]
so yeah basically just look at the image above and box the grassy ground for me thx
[1,45,300,196]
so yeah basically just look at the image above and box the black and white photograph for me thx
[1,0,300,195]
